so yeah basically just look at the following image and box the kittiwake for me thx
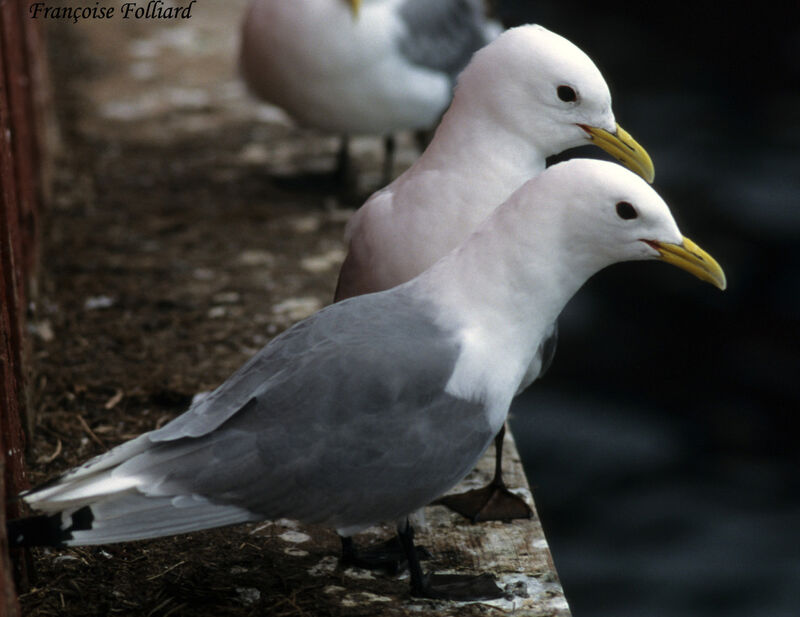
[10,159,724,600]
[239,0,502,183]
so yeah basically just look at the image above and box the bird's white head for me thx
[513,159,726,290]
[458,25,654,182]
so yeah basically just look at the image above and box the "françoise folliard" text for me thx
[29,1,197,24]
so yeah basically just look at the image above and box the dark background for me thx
[497,2,800,616]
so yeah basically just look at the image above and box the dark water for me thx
[497,2,800,616]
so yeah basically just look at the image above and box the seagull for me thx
[10,159,725,601]
[335,24,655,524]
[239,0,502,184]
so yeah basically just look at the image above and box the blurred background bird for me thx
[239,0,502,186]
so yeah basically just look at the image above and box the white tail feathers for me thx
[24,474,142,513]
[22,434,152,513]
[17,432,260,546]
[63,494,258,546]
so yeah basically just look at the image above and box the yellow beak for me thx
[348,0,361,17]
[581,123,655,184]
[648,236,727,290]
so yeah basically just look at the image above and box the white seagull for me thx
[10,159,725,600]
[336,24,655,523]
[239,0,502,183]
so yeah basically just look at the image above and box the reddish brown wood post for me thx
[0,46,26,616]
[11,0,42,276]
[0,0,30,507]
[0,0,49,613]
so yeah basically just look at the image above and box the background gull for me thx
[9,159,725,600]
[336,24,654,524]
[239,0,502,184]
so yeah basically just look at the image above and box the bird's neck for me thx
[415,98,547,205]
[416,192,596,385]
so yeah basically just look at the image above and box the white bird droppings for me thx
[288,216,321,234]
[207,306,227,319]
[301,249,346,273]
[235,587,261,606]
[272,298,322,321]
[341,592,393,607]
[238,249,275,267]
[239,142,271,165]
[84,296,115,310]
[343,568,374,580]
[547,596,572,612]
[278,531,311,544]
[323,585,346,595]
[53,555,80,564]
[307,556,338,577]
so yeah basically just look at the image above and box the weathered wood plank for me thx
[408,430,571,615]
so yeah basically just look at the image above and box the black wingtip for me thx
[7,506,94,548]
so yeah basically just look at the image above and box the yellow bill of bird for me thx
[347,0,361,18]
[647,236,727,290]
[581,123,656,184]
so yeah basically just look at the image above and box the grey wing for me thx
[145,316,325,441]
[123,291,495,528]
[148,290,446,442]
[28,321,321,497]
[396,0,499,80]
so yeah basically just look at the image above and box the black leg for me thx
[335,134,351,185]
[340,535,357,562]
[397,519,504,600]
[492,424,505,481]
[397,520,427,596]
[381,134,396,185]
[414,128,434,153]
[434,424,533,522]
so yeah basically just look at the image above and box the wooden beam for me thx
[0,1,51,612]
[0,0,31,508]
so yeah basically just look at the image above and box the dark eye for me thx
[557,85,577,102]
[616,201,638,220]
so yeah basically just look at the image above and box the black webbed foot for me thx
[435,424,532,522]
[414,572,505,601]
[340,535,430,575]
[435,482,532,523]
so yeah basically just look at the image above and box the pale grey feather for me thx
[66,494,258,546]
[397,0,497,80]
